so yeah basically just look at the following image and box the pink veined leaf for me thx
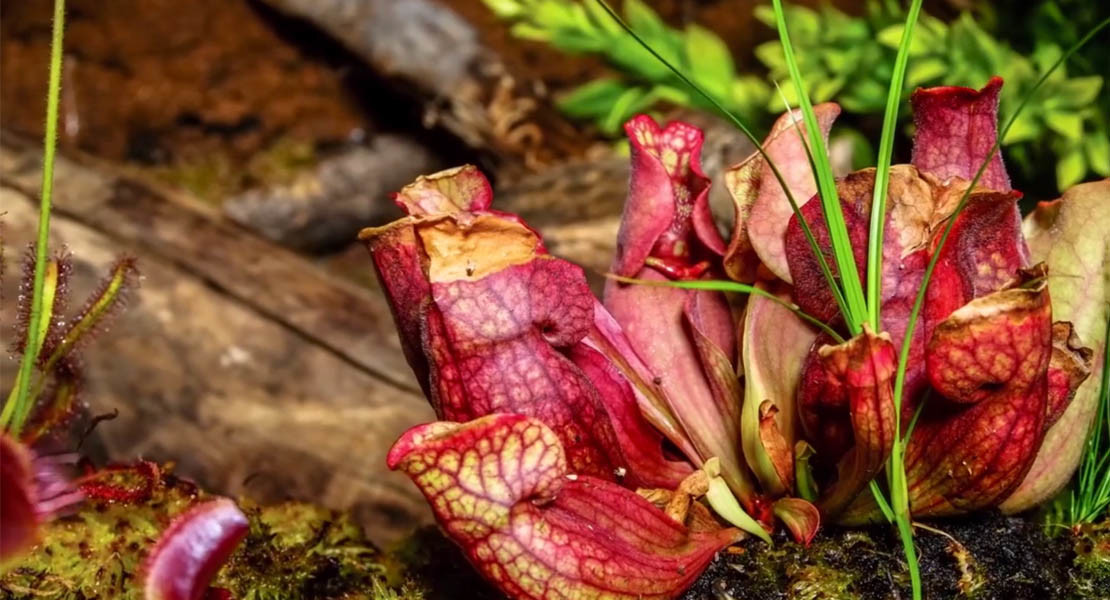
[393,164,494,215]
[363,165,691,489]
[724,104,840,282]
[611,115,723,279]
[783,76,1068,520]
[142,498,249,600]
[772,497,821,547]
[605,115,758,508]
[906,271,1061,515]
[1043,323,1094,429]
[740,283,817,496]
[910,76,1011,192]
[567,342,694,488]
[808,328,898,518]
[582,305,701,468]
[388,414,741,600]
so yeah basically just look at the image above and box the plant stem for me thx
[862,2,926,597]
[2,0,66,437]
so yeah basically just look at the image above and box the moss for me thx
[381,527,502,600]
[0,472,199,599]
[0,468,422,600]
[214,500,422,600]
[1071,520,1110,597]
[5,468,1102,600]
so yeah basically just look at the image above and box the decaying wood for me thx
[1,136,417,392]
[223,136,442,252]
[0,137,434,545]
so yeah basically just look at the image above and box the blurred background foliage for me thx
[484,0,1110,193]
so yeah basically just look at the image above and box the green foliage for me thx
[483,0,770,134]
[754,1,1110,191]
[758,1,1109,191]
[487,0,1108,192]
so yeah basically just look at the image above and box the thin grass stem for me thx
[770,0,868,334]
[2,0,67,437]
[606,274,846,343]
[867,0,924,330]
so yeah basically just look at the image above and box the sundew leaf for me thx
[5,0,65,438]
[1003,179,1110,513]
[388,415,741,600]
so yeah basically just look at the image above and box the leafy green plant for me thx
[484,0,771,133]
[752,1,1109,190]
[487,0,1108,192]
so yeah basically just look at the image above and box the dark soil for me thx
[683,511,1107,600]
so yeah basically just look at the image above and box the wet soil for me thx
[684,511,1106,600]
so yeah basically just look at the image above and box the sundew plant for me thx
[364,2,1110,600]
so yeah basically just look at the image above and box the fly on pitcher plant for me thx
[363,3,1110,599]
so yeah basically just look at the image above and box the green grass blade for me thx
[592,0,855,328]
[606,274,846,343]
[869,480,895,523]
[867,0,924,330]
[1076,314,1110,522]
[2,0,66,437]
[769,0,868,334]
